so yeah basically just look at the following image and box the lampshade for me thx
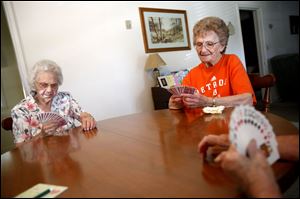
[144,53,167,70]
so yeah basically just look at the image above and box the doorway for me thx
[1,2,24,153]
[239,10,260,74]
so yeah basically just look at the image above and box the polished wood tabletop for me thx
[1,108,298,197]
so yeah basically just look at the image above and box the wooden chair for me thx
[248,73,276,112]
[1,117,13,131]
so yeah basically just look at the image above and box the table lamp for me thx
[145,53,167,87]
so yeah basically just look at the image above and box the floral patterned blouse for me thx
[11,91,83,143]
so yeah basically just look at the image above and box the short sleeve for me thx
[69,94,83,121]
[11,107,41,143]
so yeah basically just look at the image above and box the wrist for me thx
[81,112,91,118]
[210,97,216,107]
[244,170,281,198]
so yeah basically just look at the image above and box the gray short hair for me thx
[193,17,229,54]
[30,59,63,90]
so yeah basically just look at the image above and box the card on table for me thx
[229,105,279,165]
[203,105,225,114]
[15,183,68,198]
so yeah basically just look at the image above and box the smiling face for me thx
[195,31,225,67]
[35,71,59,104]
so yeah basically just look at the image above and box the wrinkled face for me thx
[194,31,225,66]
[35,71,59,103]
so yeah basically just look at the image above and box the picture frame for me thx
[139,7,191,53]
[157,75,176,88]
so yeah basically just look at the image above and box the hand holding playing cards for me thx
[169,95,184,109]
[198,134,229,155]
[41,121,62,135]
[215,140,281,198]
[80,112,96,131]
[181,93,211,108]
[36,112,67,136]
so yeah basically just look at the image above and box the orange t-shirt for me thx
[182,54,256,104]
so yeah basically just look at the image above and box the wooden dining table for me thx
[1,107,298,197]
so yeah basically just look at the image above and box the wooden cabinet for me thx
[151,87,172,110]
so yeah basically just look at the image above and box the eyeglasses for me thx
[36,82,58,89]
[195,41,220,51]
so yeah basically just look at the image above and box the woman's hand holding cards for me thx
[41,121,61,136]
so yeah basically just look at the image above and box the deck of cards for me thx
[36,112,67,127]
[203,105,225,114]
[229,105,279,165]
[167,85,198,96]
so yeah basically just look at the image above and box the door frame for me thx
[238,6,268,76]
[2,2,30,96]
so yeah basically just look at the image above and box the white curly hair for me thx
[30,59,63,90]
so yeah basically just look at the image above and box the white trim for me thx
[234,3,246,69]
[238,6,268,76]
[253,9,268,75]
[3,1,30,97]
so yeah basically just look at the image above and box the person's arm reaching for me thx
[181,93,253,108]
[215,140,281,198]
[277,135,299,161]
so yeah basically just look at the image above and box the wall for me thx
[5,1,298,121]
[237,1,299,68]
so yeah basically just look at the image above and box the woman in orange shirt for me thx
[169,17,256,109]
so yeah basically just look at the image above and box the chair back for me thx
[248,73,276,112]
[1,117,13,131]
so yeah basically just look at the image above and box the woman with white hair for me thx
[11,59,96,145]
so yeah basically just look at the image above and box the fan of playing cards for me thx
[36,112,67,127]
[229,105,279,165]
[167,85,198,96]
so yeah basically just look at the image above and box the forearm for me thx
[214,93,253,107]
[277,135,299,161]
[243,169,281,198]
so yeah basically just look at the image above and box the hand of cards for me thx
[229,105,279,165]
[36,112,67,127]
[167,85,198,96]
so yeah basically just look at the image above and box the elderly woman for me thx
[11,59,96,144]
[169,17,256,109]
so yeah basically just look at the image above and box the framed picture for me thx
[157,75,176,88]
[139,7,191,53]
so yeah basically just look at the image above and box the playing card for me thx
[36,112,67,127]
[229,105,279,165]
[203,105,225,114]
[166,85,198,95]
